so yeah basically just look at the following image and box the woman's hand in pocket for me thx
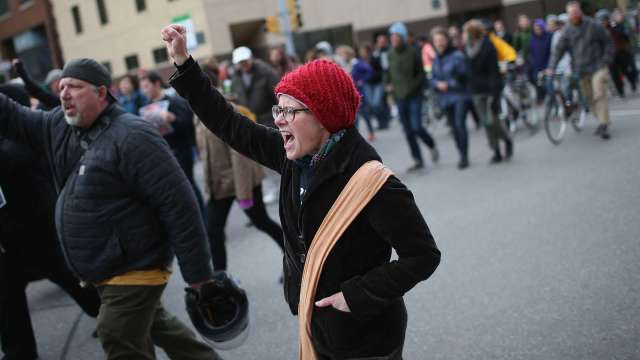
[315,291,350,312]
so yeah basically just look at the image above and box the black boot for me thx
[490,148,503,164]
[505,139,513,159]
[458,157,470,170]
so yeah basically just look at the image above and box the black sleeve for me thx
[486,41,501,92]
[14,61,60,109]
[169,57,285,173]
[0,93,47,154]
[120,126,213,284]
[341,176,441,320]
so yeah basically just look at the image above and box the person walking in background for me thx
[464,20,514,164]
[269,45,298,80]
[513,14,533,62]
[196,64,285,274]
[230,46,281,204]
[359,42,388,134]
[548,1,614,140]
[117,74,148,114]
[529,18,553,103]
[431,26,471,170]
[448,25,463,51]
[494,19,513,44]
[597,9,638,98]
[386,21,439,172]
[373,33,392,129]
[546,14,560,33]
[352,45,376,141]
[140,71,205,212]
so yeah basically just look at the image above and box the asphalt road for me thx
[9,95,640,360]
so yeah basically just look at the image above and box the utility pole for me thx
[277,0,296,56]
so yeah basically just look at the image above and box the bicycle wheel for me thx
[544,95,566,145]
[521,83,540,131]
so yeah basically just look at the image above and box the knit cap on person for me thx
[274,59,360,133]
[45,69,63,86]
[389,22,408,42]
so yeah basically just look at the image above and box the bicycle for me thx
[499,61,540,133]
[540,72,588,145]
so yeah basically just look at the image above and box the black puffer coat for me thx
[171,58,441,359]
[0,97,213,284]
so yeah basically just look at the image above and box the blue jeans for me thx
[396,95,435,163]
[364,83,390,128]
[444,100,469,160]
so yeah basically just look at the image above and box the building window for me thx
[96,0,108,25]
[19,0,33,6]
[152,47,168,64]
[196,31,205,45]
[72,6,83,34]
[432,0,441,9]
[125,54,139,70]
[0,0,9,16]
[135,0,146,12]
[101,61,112,74]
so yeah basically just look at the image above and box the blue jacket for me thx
[431,47,470,107]
[529,31,553,73]
[117,90,148,115]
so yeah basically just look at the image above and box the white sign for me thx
[172,14,198,51]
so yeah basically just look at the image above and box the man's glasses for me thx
[272,105,310,123]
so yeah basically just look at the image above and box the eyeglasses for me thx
[272,105,310,123]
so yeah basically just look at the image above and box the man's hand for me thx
[160,111,176,123]
[161,25,190,66]
[544,68,554,76]
[436,81,448,92]
[11,58,20,68]
[315,291,351,312]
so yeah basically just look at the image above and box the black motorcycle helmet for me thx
[185,271,249,349]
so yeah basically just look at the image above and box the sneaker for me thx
[505,139,513,159]
[407,162,424,172]
[490,153,503,164]
[600,125,611,140]
[429,147,440,163]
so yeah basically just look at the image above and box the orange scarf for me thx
[298,160,393,360]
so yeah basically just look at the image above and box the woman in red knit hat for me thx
[163,25,441,359]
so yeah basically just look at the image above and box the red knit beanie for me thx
[274,59,361,133]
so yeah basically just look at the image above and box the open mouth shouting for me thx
[281,130,295,150]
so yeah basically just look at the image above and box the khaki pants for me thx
[97,284,221,360]
[472,94,510,150]
[579,67,610,126]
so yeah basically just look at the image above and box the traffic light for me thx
[266,15,280,33]
[286,0,303,31]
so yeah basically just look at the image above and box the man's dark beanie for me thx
[0,84,31,107]
[61,58,116,102]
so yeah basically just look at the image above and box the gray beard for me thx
[65,114,81,127]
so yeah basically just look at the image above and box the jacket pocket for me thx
[283,255,301,315]
[314,306,368,352]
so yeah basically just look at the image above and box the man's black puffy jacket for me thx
[0,96,213,284]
